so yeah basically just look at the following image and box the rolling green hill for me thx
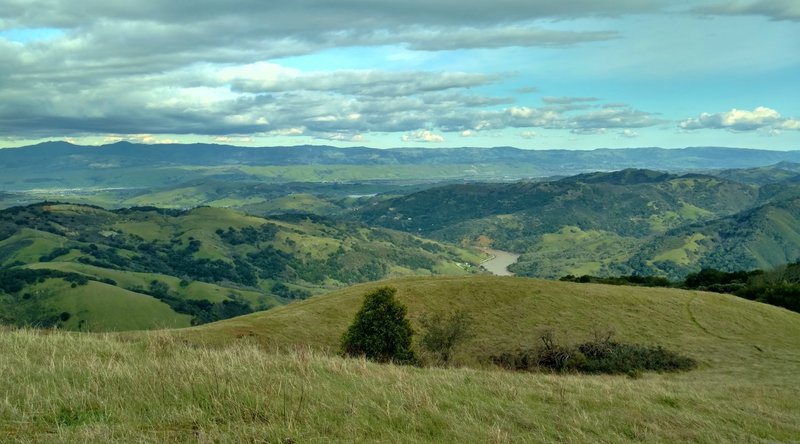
[0,203,482,330]
[178,276,800,369]
[3,276,799,442]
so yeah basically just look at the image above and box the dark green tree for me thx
[340,286,416,364]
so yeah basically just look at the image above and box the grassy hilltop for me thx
[2,276,799,442]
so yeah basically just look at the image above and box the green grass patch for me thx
[36,279,192,331]
[652,233,708,265]
[0,229,67,266]
[512,227,638,278]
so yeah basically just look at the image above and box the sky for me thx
[0,0,798,150]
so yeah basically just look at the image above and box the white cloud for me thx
[269,127,306,136]
[401,130,445,143]
[315,132,365,142]
[213,136,254,143]
[679,106,798,132]
[102,134,179,144]
[781,119,800,130]
[618,129,639,138]
[519,131,538,139]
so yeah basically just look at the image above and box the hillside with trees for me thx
[354,169,800,279]
[0,203,482,330]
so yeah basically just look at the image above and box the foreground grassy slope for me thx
[3,276,799,442]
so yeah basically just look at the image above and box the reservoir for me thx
[480,249,521,276]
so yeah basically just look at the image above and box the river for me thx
[480,249,521,276]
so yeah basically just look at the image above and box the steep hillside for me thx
[0,204,482,330]
[626,195,800,279]
[355,171,765,278]
[357,171,756,240]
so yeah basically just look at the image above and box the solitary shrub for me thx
[340,286,416,364]
[419,310,474,366]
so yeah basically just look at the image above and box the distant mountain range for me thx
[2,142,800,191]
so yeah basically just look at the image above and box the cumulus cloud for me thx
[782,119,800,130]
[679,106,799,132]
[104,134,179,144]
[0,0,649,141]
[402,130,445,143]
[568,107,663,130]
[315,132,366,142]
[618,129,639,138]
[5,0,783,144]
[0,45,666,143]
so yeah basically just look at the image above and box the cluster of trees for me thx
[0,268,90,294]
[134,279,254,325]
[684,265,800,313]
[216,224,278,247]
[561,263,800,313]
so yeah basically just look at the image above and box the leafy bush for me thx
[340,286,416,364]
[418,310,474,366]
[491,330,696,375]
